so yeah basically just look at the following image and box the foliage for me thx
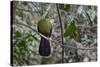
[12,1,97,66]
[64,21,77,38]
[59,4,71,12]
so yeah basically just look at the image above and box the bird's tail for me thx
[39,37,51,56]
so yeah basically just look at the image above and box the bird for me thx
[38,19,52,56]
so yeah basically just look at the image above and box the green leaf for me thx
[15,31,22,37]
[59,4,70,12]
[64,21,77,38]
[74,51,81,61]
[22,2,28,6]
[25,34,31,39]
[18,40,26,47]
[16,10,23,17]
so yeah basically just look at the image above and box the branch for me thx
[14,22,49,41]
[56,4,65,63]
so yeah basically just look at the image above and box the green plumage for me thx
[38,19,52,35]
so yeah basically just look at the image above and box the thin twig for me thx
[56,4,65,63]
